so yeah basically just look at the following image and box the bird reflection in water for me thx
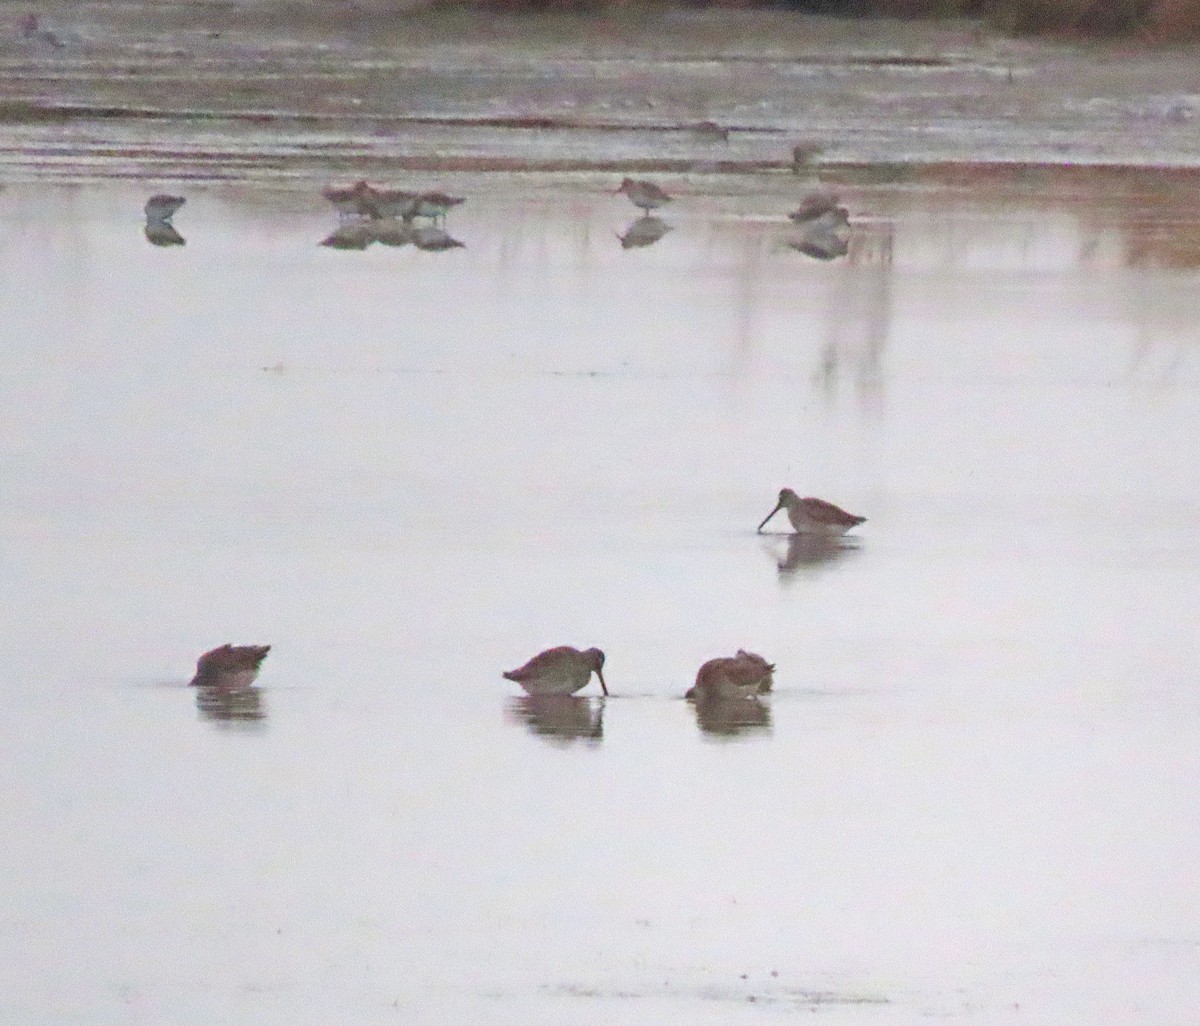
[319,181,465,250]
[618,215,672,250]
[195,684,266,726]
[788,231,849,261]
[685,652,774,739]
[189,643,270,728]
[689,695,772,739]
[787,213,851,261]
[811,216,894,412]
[786,194,851,261]
[372,221,416,248]
[321,222,464,252]
[143,194,186,247]
[143,220,185,247]
[506,695,603,747]
[764,534,861,577]
[320,222,382,250]
[413,225,465,252]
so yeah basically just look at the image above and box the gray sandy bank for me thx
[1,3,1198,181]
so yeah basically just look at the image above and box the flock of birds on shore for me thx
[188,488,865,729]
[140,185,469,251]
[140,167,855,260]
[613,172,853,259]
[319,180,469,251]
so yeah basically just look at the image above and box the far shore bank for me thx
[1,6,1197,181]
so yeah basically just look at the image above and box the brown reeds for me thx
[1142,0,1200,36]
[432,0,1200,37]
[852,0,1199,37]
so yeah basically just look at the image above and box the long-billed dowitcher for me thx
[322,180,372,219]
[362,187,420,221]
[412,191,465,222]
[616,178,672,214]
[787,195,851,261]
[189,644,271,689]
[144,194,186,222]
[686,650,775,701]
[757,488,865,536]
[503,646,608,696]
[322,183,427,222]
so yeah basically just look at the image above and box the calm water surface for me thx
[1,177,1199,1024]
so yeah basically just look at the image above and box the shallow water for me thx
[2,177,1199,1024]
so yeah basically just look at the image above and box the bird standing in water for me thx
[144,194,186,222]
[503,646,608,696]
[686,650,776,701]
[189,644,271,689]
[322,180,373,219]
[616,178,672,214]
[757,488,865,536]
[361,187,420,221]
[411,191,465,223]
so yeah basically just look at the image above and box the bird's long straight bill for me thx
[757,503,783,532]
[597,669,609,696]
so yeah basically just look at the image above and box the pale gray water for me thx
[2,178,1199,1024]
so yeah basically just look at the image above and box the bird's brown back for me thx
[801,496,866,526]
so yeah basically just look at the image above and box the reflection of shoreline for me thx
[505,695,603,746]
[813,218,894,414]
[1077,186,1200,386]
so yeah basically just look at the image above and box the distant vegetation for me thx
[877,0,1200,36]
[776,1,1200,37]
[473,0,1200,38]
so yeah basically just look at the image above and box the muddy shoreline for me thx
[1,4,1198,182]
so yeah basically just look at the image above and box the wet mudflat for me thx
[1,173,1200,1025]
[1,5,1200,177]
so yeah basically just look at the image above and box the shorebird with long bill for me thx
[412,191,465,222]
[503,646,608,696]
[686,650,775,701]
[757,488,865,536]
[144,194,186,222]
[189,644,271,689]
[616,178,672,214]
[322,180,373,219]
